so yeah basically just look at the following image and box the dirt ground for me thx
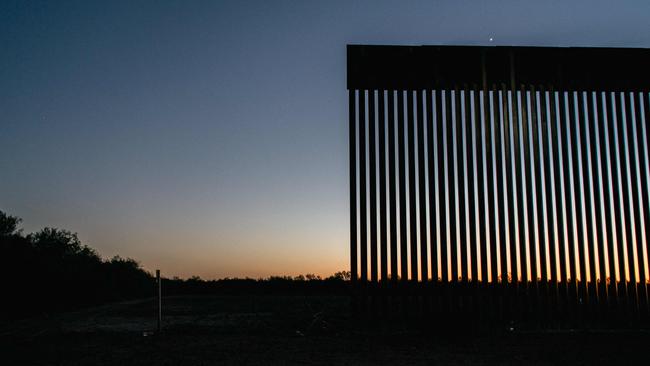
[1,295,648,365]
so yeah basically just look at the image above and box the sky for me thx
[2,0,649,279]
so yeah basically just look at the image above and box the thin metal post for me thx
[156,269,162,332]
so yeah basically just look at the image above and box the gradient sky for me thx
[2,0,649,279]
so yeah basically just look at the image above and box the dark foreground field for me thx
[1,295,648,365]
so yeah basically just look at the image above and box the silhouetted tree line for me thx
[0,210,350,320]
[162,272,351,296]
[0,211,154,320]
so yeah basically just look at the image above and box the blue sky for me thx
[2,0,649,278]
